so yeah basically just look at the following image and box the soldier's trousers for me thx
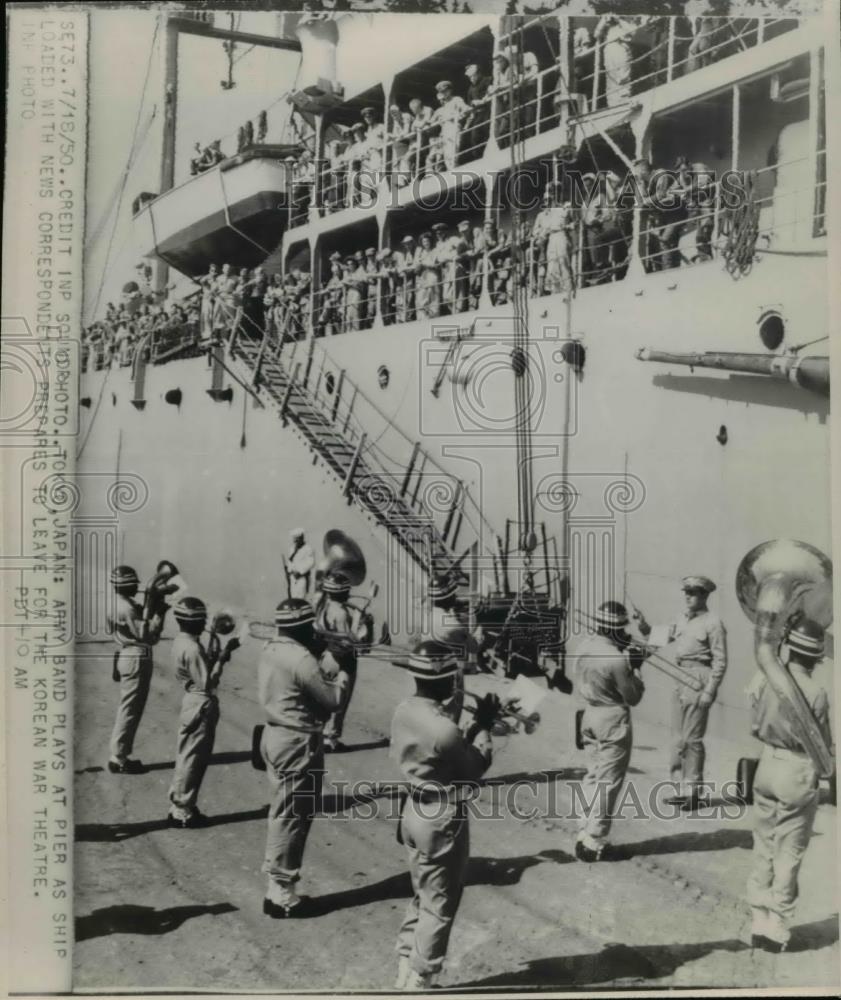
[580,704,632,844]
[324,663,357,742]
[746,744,819,931]
[169,692,219,818]
[109,644,152,762]
[670,691,709,788]
[397,798,470,976]
[262,725,324,885]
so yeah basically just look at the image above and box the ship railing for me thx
[241,318,496,564]
[577,16,797,112]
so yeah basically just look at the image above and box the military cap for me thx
[110,565,139,590]
[274,598,315,629]
[351,121,366,134]
[465,63,479,76]
[435,80,453,92]
[173,596,207,623]
[681,576,716,594]
[457,220,471,231]
[407,639,459,679]
[429,576,458,602]
[431,222,449,232]
[322,572,352,596]
[401,234,416,244]
[493,52,510,64]
[365,246,377,256]
[361,106,376,117]
[353,250,364,261]
[593,600,629,629]
[786,617,825,659]
[329,251,342,262]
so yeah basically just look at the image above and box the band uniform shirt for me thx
[390,695,491,790]
[316,599,369,672]
[258,635,347,732]
[287,542,315,580]
[668,609,727,699]
[109,594,150,649]
[172,632,217,696]
[747,661,832,755]
[575,634,644,708]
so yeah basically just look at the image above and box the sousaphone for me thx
[322,529,367,587]
[736,539,834,778]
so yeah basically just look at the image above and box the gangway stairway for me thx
[223,327,494,579]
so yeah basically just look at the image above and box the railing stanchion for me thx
[343,432,366,498]
[442,480,463,546]
[401,442,421,497]
[331,369,345,422]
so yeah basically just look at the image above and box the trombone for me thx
[572,609,703,692]
[462,691,541,736]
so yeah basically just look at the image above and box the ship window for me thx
[758,311,785,351]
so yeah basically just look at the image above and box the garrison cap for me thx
[173,596,207,623]
[429,575,458,602]
[681,575,716,594]
[322,571,352,596]
[110,565,139,589]
[329,251,342,261]
[786,616,825,659]
[275,598,315,629]
[401,235,415,244]
[365,246,377,256]
[457,220,471,230]
[593,600,630,629]
[435,80,453,92]
[431,222,449,232]
[407,640,459,679]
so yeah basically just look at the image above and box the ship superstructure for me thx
[81,8,832,752]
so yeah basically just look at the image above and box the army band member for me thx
[391,641,497,990]
[259,598,352,917]
[424,575,482,724]
[636,575,727,808]
[746,617,832,952]
[316,571,373,753]
[107,565,165,773]
[285,529,315,599]
[575,601,646,861]
[167,598,240,828]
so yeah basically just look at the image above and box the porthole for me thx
[758,311,785,351]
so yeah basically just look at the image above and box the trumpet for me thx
[462,691,541,736]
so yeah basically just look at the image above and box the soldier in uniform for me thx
[452,220,475,314]
[320,254,345,337]
[746,617,832,952]
[285,529,315,599]
[391,641,498,990]
[167,598,241,828]
[395,235,417,322]
[429,81,469,173]
[575,601,646,861]
[530,190,556,294]
[259,599,352,917]
[316,571,373,752]
[363,247,379,328]
[107,565,165,773]
[432,222,455,315]
[636,575,727,808]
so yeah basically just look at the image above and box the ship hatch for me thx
[136,144,299,278]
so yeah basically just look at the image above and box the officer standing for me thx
[107,565,164,773]
[285,529,315,599]
[637,575,727,808]
[316,571,373,753]
[391,641,497,990]
[167,599,241,828]
[575,601,646,861]
[746,616,832,952]
[259,598,352,917]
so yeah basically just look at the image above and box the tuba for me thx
[321,529,367,587]
[736,539,834,778]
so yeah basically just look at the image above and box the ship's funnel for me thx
[290,14,344,113]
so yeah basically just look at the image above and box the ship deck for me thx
[73,637,838,992]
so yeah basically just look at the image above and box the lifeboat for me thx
[134,144,299,277]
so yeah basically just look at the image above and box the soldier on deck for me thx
[285,529,315,599]
[259,599,352,917]
[167,598,241,828]
[316,571,374,753]
[106,565,165,774]
[364,246,379,328]
[574,601,646,861]
[636,575,727,809]
[746,616,832,952]
[395,235,417,322]
[391,641,497,990]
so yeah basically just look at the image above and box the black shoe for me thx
[574,841,602,863]
[751,934,785,954]
[167,811,209,829]
[107,759,145,774]
[262,895,312,919]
